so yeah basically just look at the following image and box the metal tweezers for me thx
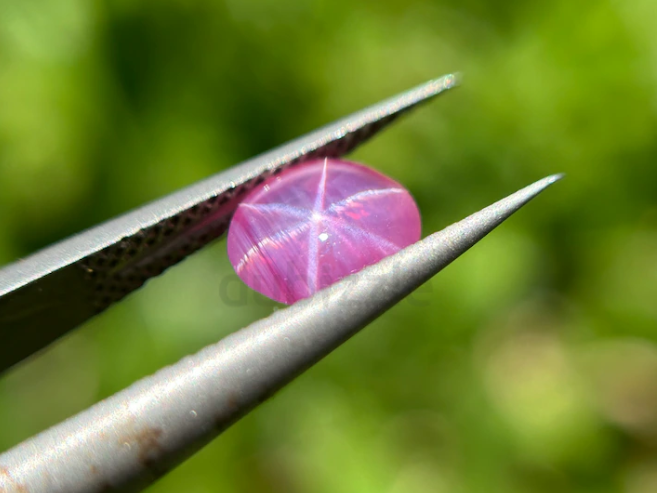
[0,74,562,493]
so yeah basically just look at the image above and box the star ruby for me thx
[227,158,421,304]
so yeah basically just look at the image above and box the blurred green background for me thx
[2,0,657,492]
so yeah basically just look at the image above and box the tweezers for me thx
[0,74,562,493]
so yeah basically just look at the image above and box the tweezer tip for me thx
[546,172,565,183]
[522,172,565,197]
[491,173,564,217]
[439,72,461,88]
[423,73,460,94]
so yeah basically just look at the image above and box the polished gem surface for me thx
[227,158,421,304]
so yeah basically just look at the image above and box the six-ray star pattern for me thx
[227,158,422,304]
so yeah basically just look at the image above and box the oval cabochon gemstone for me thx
[227,158,421,304]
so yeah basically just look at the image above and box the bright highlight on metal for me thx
[0,173,562,493]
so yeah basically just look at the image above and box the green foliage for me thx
[1,0,657,491]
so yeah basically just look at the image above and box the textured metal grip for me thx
[81,111,404,312]
[0,74,458,373]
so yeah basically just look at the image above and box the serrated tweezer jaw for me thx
[0,74,459,373]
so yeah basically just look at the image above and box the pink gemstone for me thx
[227,158,421,304]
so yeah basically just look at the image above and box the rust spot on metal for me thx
[87,465,116,492]
[130,428,164,468]
[0,466,29,493]
[96,481,115,493]
[214,391,243,431]
[226,391,240,413]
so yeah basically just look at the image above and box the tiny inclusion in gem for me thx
[226,158,422,304]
